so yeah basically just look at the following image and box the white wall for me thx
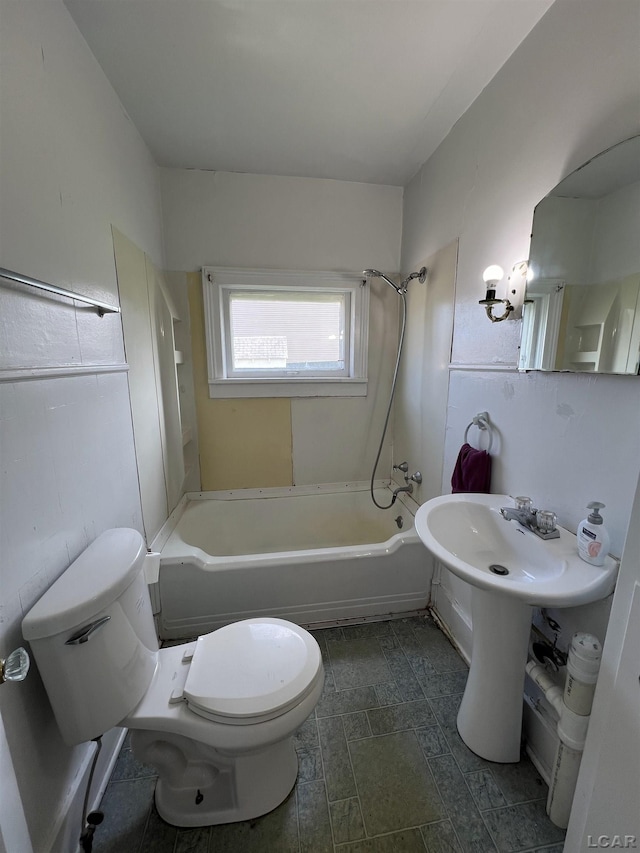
[0,2,164,851]
[160,168,404,485]
[400,0,640,545]
[565,470,640,847]
[397,0,640,807]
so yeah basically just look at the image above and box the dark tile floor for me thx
[93,616,566,853]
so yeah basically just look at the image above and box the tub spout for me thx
[391,483,413,500]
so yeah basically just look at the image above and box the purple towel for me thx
[451,443,492,494]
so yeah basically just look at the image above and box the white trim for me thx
[519,279,565,370]
[0,363,129,382]
[206,377,367,398]
[185,479,393,502]
[149,492,189,553]
[448,363,519,372]
[202,267,369,398]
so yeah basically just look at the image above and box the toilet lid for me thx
[183,618,322,722]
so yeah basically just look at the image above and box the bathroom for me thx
[1,1,639,851]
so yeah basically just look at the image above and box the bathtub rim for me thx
[150,479,420,556]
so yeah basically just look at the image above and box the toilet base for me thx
[132,729,299,827]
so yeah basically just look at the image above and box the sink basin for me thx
[414,493,618,606]
[414,493,619,763]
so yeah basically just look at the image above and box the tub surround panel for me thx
[114,228,170,539]
[393,241,457,505]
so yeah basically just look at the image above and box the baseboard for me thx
[430,580,472,664]
[49,727,127,853]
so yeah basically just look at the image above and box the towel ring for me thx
[464,412,494,453]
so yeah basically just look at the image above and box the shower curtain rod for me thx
[0,267,120,316]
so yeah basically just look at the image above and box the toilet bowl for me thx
[123,619,324,825]
[22,528,324,826]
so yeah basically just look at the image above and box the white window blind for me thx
[202,268,368,398]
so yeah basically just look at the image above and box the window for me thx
[202,268,369,398]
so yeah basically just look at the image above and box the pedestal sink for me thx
[414,493,618,763]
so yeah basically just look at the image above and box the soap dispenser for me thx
[577,502,610,566]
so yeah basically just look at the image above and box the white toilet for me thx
[22,528,324,827]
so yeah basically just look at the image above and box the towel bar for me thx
[0,267,120,316]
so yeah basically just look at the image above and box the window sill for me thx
[207,378,368,399]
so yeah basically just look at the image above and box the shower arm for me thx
[363,267,427,294]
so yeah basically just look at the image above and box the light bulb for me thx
[482,265,504,285]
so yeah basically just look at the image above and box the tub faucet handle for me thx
[393,461,409,473]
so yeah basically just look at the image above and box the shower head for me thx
[363,267,428,295]
[362,269,403,294]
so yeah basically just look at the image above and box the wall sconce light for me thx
[479,264,514,322]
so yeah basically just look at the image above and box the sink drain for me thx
[489,564,509,576]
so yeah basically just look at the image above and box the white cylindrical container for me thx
[563,632,602,716]
[546,632,602,828]
[547,740,583,828]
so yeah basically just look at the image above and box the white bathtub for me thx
[156,483,431,639]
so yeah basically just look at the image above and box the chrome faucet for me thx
[391,482,414,499]
[393,461,423,487]
[500,496,560,540]
[390,461,423,500]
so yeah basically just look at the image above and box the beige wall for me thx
[187,273,294,489]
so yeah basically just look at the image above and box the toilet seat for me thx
[182,618,323,725]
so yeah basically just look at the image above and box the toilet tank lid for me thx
[22,528,147,640]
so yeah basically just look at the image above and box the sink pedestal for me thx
[457,587,532,763]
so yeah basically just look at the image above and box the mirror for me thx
[520,136,640,374]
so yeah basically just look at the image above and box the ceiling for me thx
[64,0,553,186]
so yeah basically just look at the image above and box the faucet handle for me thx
[515,496,533,512]
[536,510,557,534]
[393,461,409,473]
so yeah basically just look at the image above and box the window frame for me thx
[202,267,369,398]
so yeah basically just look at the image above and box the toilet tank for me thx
[22,528,158,746]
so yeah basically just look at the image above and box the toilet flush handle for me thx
[65,615,111,645]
